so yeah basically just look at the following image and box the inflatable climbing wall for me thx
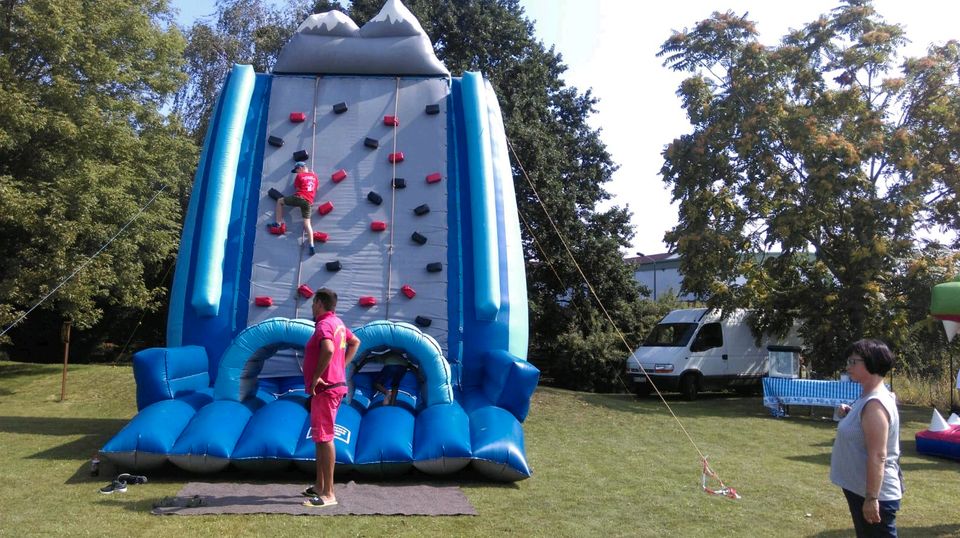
[100,0,539,481]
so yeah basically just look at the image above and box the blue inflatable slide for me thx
[100,0,539,481]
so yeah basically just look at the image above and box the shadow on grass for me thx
[813,523,960,537]
[578,392,841,429]
[0,361,61,381]
[784,452,832,467]
[783,438,960,473]
[579,391,766,415]
[0,415,128,437]
[0,415,129,481]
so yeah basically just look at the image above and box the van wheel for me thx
[680,374,699,401]
[634,383,652,397]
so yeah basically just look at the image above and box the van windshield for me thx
[643,323,698,347]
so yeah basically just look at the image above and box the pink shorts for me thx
[310,390,345,443]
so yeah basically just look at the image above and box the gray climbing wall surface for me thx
[250,75,450,374]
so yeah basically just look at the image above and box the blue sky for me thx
[172,0,959,254]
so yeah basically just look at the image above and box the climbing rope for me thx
[384,76,401,318]
[0,183,170,339]
[506,138,738,500]
[293,76,321,320]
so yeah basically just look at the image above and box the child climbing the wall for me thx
[269,161,318,255]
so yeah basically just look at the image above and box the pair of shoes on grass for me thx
[99,480,127,494]
[117,473,147,485]
[99,473,148,494]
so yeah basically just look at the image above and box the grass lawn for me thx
[1,360,958,537]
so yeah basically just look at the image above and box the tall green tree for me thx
[658,0,959,372]
[0,0,195,356]
[172,0,290,140]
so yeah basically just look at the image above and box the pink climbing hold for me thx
[298,284,314,299]
[388,152,405,163]
[384,115,399,126]
[426,172,442,184]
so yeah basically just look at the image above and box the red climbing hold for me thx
[426,172,442,184]
[313,231,328,243]
[359,296,377,307]
[298,284,314,299]
[388,152,405,163]
[371,221,387,232]
[331,169,347,183]
[401,285,416,299]
[318,201,334,215]
[289,112,306,123]
[383,115,399,127]
[268,222,287,235]
[255,296,273,307]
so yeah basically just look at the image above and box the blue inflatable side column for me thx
[455,72,540,481]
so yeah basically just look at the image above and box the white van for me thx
[625,308,802,399]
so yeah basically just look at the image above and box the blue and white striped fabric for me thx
[763,378,862,415]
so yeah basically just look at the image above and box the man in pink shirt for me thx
[301,288,359,507]
[273,161,319,255]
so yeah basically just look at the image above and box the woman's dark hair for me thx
[845,339,895,376]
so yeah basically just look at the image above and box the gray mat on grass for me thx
[152,481,476,516]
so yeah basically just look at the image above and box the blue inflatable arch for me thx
[213,317,314,401]
[347,320,453,407]
[214,318,452,406]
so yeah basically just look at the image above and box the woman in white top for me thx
[830,339,903,537]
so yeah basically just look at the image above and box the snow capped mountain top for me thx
[360,0,426,38]
[274,0,448,76]
[297,10,359,37]
[370,0,415,25]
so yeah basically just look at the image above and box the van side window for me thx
[691,322,723,352]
